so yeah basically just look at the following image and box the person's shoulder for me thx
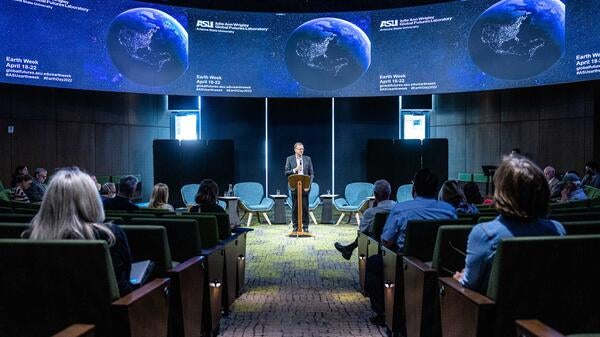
[539,218,567,236]
[471,216,503,240]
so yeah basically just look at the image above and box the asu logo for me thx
[196,20,214,28]
[380,20,398,28]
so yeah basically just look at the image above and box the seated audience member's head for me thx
[149,183,170,208]
[510,148,521,156]
[412,169,439,199]
[543,166,556,182]
[14,165,28,176]
[493,155,550,220]
[27,168,113,243]
[118,175,138,199]
[438,180,466,208]
[15,174,33,190]
[463,182,483,205]
[34,168,48,184]
[195,179,219,206]
[100,183,117,198]
[10,165,29,187]
[584,161,599,176]
[373,179,392,202]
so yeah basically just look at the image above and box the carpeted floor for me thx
[218,223,386,337]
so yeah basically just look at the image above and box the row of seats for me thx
[356,204,600,337]
[0,209,252,337]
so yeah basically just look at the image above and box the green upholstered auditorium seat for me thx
[404,225,474,337]
[121,225,205,337]
[0,239,170,337]
[0,206,13,213]
[103,212,156,224]
[183,212,231,241]
[163,215,220,249]
[457,173,473,182]
[129,217,224,336]
[0,222,29,238]
[0,213,34,223]
[51,323,95,337]
[438,235,600,337]
[383,219,475,336]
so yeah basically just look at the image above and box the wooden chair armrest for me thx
[201,244,224,256]
[168,256,205,337]
[516,320,566,337]
[112,278,170,337]
[404,256,435,273]
[438,277,495,337]
[403,256,439,337]
[52,324,95,337]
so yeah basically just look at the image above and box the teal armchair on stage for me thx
[233,182,274,226]
[334,182,374,226]
[396,183,414,202]
[181,184,200,207]
[286,182,321,225]
[181,183,227,209]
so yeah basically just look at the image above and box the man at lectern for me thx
[285,142,314,232]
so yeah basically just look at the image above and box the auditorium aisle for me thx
[219,224,387,337]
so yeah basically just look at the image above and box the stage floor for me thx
[218,223,387,337]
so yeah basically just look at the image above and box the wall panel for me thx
[11,119,57,173]
[95,124,129,176]
[56,122,95,171]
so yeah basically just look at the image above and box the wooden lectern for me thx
[287,174,313,237]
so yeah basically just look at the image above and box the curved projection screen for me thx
[1,0,598,97]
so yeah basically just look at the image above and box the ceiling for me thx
[141,0,455,13]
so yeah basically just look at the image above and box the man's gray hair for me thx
[294,142,304,149]
[373,179,392,197]
[34,167,47,176]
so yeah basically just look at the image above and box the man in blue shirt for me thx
[365,169,457,326]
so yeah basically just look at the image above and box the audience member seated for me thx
[22,168,135,295]
[559,172,587,203]
[454,155,566,292]
[581,160,600,188]
[365,169,457,326]
[544,165,562,198]
[190,179,226,214]
[334,179,396,260]
[102,175,140,211]
[25,167,48,203]
[9,165,28,188]
[100,182,116,199]
[463,181,483,205]
[10,174,33,203]
[439,180,479,215]
[148,183,174,211]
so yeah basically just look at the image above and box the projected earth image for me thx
[107,8,188,86]
[285,17,371,91]
[468,0,565,80]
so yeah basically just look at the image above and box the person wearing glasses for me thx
[25,168,48,203]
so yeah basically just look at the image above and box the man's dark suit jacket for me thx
[102,195,139,211]
[284,155,314,187]
[25,181,46,203]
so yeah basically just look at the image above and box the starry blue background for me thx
[0,0,597,97]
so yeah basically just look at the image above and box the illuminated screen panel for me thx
[0,0,598,97]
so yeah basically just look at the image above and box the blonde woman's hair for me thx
[493,155,550,220]
[149,183,170,209]
[28,168,114,244]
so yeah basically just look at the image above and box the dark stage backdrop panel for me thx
[335,97,398,194]
[268,98,332,196]
[201,97,265,186]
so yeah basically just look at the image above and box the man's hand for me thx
[304,188,309,192]
[453,269,465,282]
[294,164,302,173]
